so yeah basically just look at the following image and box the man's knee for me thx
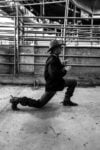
[64,79,77,87]
[19,97,29,106]
[36,100,45,108]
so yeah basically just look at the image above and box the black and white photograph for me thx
[0,0,100,150]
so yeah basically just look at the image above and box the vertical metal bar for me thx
[63,0,69,61]
[22,18,24,45]
[20,14,23,45]
[43,0,45,17]
[42,0,45,37]
[73,5,76,25]
[16,3,19,73]
[40,0,43,17]
[14,16,16,75]
[91,14,93,46]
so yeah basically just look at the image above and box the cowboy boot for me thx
[62,95,78,106]
[10,96,20,111]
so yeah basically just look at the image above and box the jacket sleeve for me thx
[48,59,67,79]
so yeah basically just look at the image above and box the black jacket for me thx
[44,54,67,91]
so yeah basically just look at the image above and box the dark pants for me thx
[64,79,77,97]
[18,79,77,108]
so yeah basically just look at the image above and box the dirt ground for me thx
[0,85,100,150]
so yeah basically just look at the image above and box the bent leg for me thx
[64,79,77,97]
[62,79,78,106]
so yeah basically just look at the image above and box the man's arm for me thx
[48,60,67,79]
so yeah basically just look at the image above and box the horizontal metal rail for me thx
[0,15,93,20]
[0,0,65,5]
[0,54,14,56]
[23,25,100,29]
[0,52,100,59]
[18,36,100,40]
[16,16,94,19]
[19,63,100,67]
[0,62,99,67]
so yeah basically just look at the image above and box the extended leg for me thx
[10,91,56,110]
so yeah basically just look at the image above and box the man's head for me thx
[48,39,64,55]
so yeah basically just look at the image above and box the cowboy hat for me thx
[48,39,65,52]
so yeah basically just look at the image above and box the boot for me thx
[62,96,78,106]
[10,96,20,111]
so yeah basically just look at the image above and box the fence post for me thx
[14,16,17,75]
[63,0,69,61]
[91,14,93,46]
[16,3,20,74]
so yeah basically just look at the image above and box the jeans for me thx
[18,79,77,108]
[64,79,77,97]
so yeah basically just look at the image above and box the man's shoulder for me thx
[46,55,56,64]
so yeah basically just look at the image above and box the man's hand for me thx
[65,66,72,71]
[62,59,69,66]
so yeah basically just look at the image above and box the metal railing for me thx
[0,3,100,76]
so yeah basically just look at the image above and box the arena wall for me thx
[0,45,99,86]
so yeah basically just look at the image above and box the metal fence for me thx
[0,2,100,77]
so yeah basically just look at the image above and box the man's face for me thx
[54,46,62,55]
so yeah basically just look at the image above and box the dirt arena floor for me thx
[0,85,100,150]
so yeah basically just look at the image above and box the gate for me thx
[0,15,15,75]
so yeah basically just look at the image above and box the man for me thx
[10,39,78,111]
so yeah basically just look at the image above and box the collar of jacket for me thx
[51,54,59,58]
